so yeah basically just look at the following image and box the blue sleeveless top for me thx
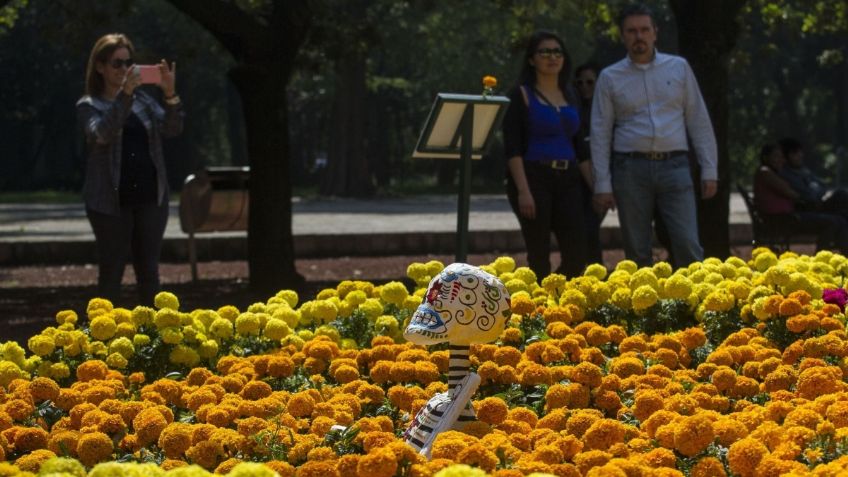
[524,86,579,163]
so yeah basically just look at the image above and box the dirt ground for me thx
[0,245,778,345]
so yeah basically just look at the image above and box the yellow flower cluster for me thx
[3,250,848,476]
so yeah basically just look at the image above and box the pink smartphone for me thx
[137,65,162,85]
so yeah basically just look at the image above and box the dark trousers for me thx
[86,201,169,307]
[580,181,604,265]
[507,163,588,279]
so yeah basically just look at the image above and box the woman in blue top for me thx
[502,31,589,279]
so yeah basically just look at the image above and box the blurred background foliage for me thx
[0,0,845,195]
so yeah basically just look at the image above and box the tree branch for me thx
[164,0,272,58]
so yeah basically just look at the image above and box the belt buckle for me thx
[551,160,569,170]
[647,152,666,161]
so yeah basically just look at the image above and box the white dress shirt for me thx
[590,51,718,194]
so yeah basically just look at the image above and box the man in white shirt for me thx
[591,3,718,268]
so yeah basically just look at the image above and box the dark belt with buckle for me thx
[615,150,688,161]
[536,160,571,170]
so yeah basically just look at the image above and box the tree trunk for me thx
[320,52,373,196]
[164,0,311,293]
[230,64,304,294]
[670,0,745,260]
[835,60,848,187]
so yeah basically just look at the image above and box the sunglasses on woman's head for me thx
[108,58,134,69]
[535,48,564,59]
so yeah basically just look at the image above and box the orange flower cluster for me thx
[3,251,848,476]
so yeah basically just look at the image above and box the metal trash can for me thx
[179,166,250,281]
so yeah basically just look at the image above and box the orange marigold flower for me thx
[133,407,169,446]
[14,448,56,472]
[159,422,193,459]
[13,426,48,453]
[573,450,613,476]
[582,419,627,451]
[674,414,715,457]
[77,431,114,467]
[691,456,727,477]
[76,360,109,382]
[357,446,398,477]
[474,397,509,426]
[727,438,769,477]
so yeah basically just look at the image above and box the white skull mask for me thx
[404,263,511,346]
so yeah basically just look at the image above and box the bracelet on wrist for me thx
[164,94,181,105]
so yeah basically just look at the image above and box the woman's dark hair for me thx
[516,30,575,103]
[779,137,803,157]
[574,62,600,79]
[85,33,135,96]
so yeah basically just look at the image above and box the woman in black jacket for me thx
[77,33,184,306]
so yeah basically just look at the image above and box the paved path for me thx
[0,194,753,265]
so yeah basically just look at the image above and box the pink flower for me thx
[823,288,848,311]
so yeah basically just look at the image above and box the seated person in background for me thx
[779,137,848,216]
[754,143,848,253]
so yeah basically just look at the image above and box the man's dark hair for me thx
[779,137,803,157]
[617,3,657,31]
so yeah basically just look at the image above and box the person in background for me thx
[574,62,604,266]
[77,33,184,306]
[779,137,848,217]
[502,30,588,279]
[591,3,717,268]
[754,143,848,253]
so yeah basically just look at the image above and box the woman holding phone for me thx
[77,33,184,306]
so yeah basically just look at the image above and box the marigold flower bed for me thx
[4,249,848,477]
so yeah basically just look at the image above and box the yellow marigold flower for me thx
[77,431,114,467]
[160,326,184,345]
[510,292,535,315]
[27,334,55,357]
[87,297,114,316]
[702,289,735,313]
[235,312,261,336]
[209,317,234,339]
[154,308,181,329]
[130,305,155,327]
[433,464,488,477]
[615,260,638,274]
[610,288,632,310]
[380,281,409,306]
[169,345,200,367]
[541,273,566,293]
[107,336,134,359]
[105,352,128,369]
[509,267,534,285]
[263,318,292,341]
[153,291,179,310]
[727,438,768,477]
[37,457,86,477]
[358,298,383,320]
[132,334,151,348]
[631,285,659,311]
[560,289,588,309]
[584,263,608,280]
[504,278,527,294]
[90,315,117,341]
[56,309,78,325]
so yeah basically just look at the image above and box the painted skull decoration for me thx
[404,263,511,346]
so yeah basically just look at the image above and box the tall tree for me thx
[165,0,310,293]
[669,0,746,260]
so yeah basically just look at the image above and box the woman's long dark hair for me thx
[515,30,576,105]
